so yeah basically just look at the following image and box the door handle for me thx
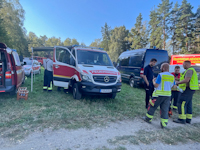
[55,65,59,69]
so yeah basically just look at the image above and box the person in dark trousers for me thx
[143,58,157,109]
[173,60,199,124]
[143,63,176,128]
[43,54,53,91]
[168,66,181,116]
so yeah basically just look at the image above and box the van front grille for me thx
[93,76,117,84]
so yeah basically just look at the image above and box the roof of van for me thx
[33,45,106,53]
[119,48,167,57]
[0,43,15,54]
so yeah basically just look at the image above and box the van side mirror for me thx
[113,62,116,67]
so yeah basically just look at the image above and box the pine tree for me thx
[101,23,111,51]
[176,0,195,53]
[193,6,200,53]
[157,0,173,50]
[128,13,149,49]
[170,2,180,54]
[149,9,163,49]
[108,26,129,61]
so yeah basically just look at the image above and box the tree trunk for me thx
[163,19,165,50]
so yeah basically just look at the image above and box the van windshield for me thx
[77,50,113,66]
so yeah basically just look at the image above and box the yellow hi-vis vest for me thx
[152,72,175,97]
[179,68,199,91]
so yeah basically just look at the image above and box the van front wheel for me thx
[73,83,82,100]
[129,77,135,87]
[109,93,116,99]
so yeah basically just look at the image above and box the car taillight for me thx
[5,71,12,79]
[140,68,144,75]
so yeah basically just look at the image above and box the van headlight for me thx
[117,75,122,82]
[81,73,92,82]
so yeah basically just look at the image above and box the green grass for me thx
[0,69,200,140]
[107,123,200,145]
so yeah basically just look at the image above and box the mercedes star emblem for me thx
[104,76,109,82]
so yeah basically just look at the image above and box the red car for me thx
[32,56,46,65]
[0,43,25,94]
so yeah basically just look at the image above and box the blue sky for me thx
[20,0,198,46]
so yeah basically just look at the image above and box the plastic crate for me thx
[17,87,29,100]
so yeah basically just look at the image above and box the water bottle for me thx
[177,86,183,93]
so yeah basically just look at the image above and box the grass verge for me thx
[108,123,200,145]
[0,69,200,140]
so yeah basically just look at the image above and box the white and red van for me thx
[35,45,121,99]
[0,43,25,94]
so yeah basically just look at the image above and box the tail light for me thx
[140,68,144,76]
[5,71,12,79]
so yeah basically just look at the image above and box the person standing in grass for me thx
[43,54,53,91]
[173,60,199,124]
[143,58,157,109]
[168,65,181,116]
[143,63,176,129]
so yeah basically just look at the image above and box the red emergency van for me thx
[0,43,25,94]
[170,54,200,65]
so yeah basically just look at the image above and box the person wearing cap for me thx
[173,60,199,124]
[43,54,53,91]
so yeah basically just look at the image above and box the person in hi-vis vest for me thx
[143,63,177,129]
[43,54,53,91]
[173,60,199,124]
[168,65,181,117]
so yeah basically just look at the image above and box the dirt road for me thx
[1,117,200,150]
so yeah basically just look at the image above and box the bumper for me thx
[24,71,31,76]
[134,76,144,85]
[0,85,15,93]
[78,81,122,95]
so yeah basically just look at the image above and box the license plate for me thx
[100,89,112,93]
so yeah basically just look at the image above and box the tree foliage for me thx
[108,26,129,61]
[127,13,149,49]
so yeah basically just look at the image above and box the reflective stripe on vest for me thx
[153,73,175,96]
[179,68,199,91]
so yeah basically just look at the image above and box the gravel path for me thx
[1,117,200,150]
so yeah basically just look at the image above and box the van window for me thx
[130,55,143,67]
[56,48,70,65]
[77,50,113,66]
[120,57,130,66]
[12,52,21,66]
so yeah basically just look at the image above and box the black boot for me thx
[173,119,186,124]
[142,116,151,124]
[186,119,191,124]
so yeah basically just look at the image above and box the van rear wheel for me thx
[129,77,135,87]
[73,83,82,100]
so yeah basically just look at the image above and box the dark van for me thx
[116,48,169,87]
[0,43,25,94]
